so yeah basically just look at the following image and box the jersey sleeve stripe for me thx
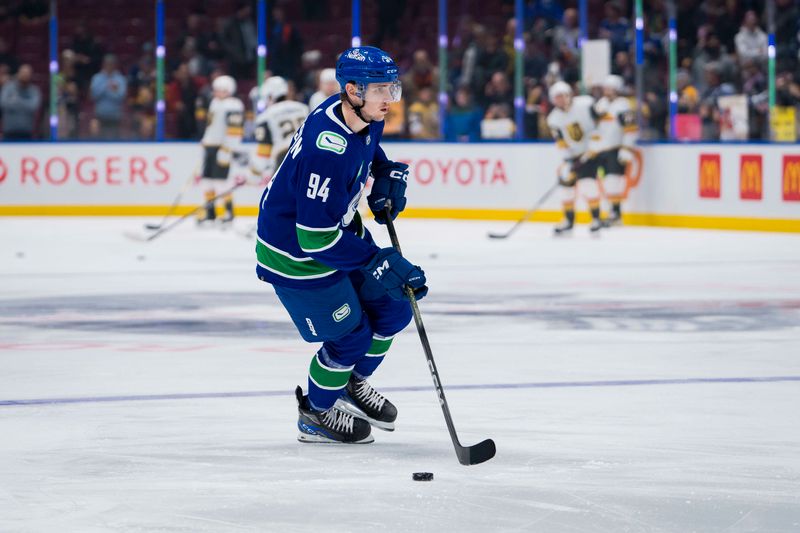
[296,225,343,253]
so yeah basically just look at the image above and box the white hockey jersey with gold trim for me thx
[546,95,598,161]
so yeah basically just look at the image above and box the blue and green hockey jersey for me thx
[255,94,389,289]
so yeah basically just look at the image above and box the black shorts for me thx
[597,149,626,176]
[201,146,229,180]
[573,156,600,180]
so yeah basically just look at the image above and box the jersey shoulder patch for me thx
[316,131,348,155]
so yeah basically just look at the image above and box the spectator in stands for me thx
[612,50,635,88]
[175,11,217,68]
[128,43,156,97]
[475,34,509,95]
[524,82,546,139]
[445,86,482,142]
[71,22,105,93]
[734,10,768,64]
[691,28,736,94]
[55,49,80,139]
[0,64,41,139]
[456,23,488,93]
[407,86,440,140]
[698,61,735,139]
[90,54,127,140]
[676,68,699,113]
[480,103,515,139]
[308,68,339,110]
[267,6,303,85]
[167,63,201,140]
[128,47,156,140]
[221,1,258,80]
[401,49,438,104]
[775,71,800,108]
[551,8,580,66]
[483,71,514,109]
[599,2,631,57]
[175,37,208,78]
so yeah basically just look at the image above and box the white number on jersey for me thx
[307,173,331,202]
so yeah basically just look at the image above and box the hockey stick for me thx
[384,207,496,466]
[144,168,199,231]
[487,181,559,240]
[125,181,246,243]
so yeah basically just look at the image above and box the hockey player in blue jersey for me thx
[255,47,428,444]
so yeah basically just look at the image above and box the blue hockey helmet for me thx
[336,46,401,102]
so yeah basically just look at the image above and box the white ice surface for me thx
[1,216,799,532]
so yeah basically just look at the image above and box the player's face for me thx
[603,88,617,100]
[553,93,571,111]
[359,81,402,121]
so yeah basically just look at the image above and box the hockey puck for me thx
[412,472,433,481]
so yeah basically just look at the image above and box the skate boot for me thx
[336,375,398,431]
[196,190,217,225]
[553,209,575,236]
[589,205,603,233]
[219,194,235,224]
[606,203,622,226]
[296,387,373,444]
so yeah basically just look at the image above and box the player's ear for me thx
[345,82,358,99]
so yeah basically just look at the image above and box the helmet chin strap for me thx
[344,90,373,124]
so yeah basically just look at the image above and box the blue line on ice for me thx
[2,375,799,408]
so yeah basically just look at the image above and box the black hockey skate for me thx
[589,217,604,233]
[553,218,574,235]
[295,386,374,444]
[336,376,398,432]
[605,206,622,227]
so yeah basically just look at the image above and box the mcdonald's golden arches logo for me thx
[739,155,762,200]
[783,155,800,202]
[699,154,721,199]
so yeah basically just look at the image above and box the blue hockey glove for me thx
[368,161,408,224]
[361,248,428,301]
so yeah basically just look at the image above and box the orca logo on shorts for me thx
[305,318,318,336]
[332,303,351,322]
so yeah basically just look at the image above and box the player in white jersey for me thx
[592,74,638,225]
[546,81,603,234]
[198,75,244,223]
[250,76,310,181]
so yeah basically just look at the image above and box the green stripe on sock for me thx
[367,336,393,356]
[309,354,352,390]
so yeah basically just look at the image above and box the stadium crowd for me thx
[0,0,798,141]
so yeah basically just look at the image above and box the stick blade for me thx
[123,231,154,242]
[487,232,509,240]
[457,438,496,465]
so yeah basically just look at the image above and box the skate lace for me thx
[355,380,387,411]
[322,408,355,434]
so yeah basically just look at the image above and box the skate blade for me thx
[297,432,375,444]
[335,399,395,432]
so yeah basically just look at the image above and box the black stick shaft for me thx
[383,211,469,458]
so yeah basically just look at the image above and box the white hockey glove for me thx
[618,147,634,165]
